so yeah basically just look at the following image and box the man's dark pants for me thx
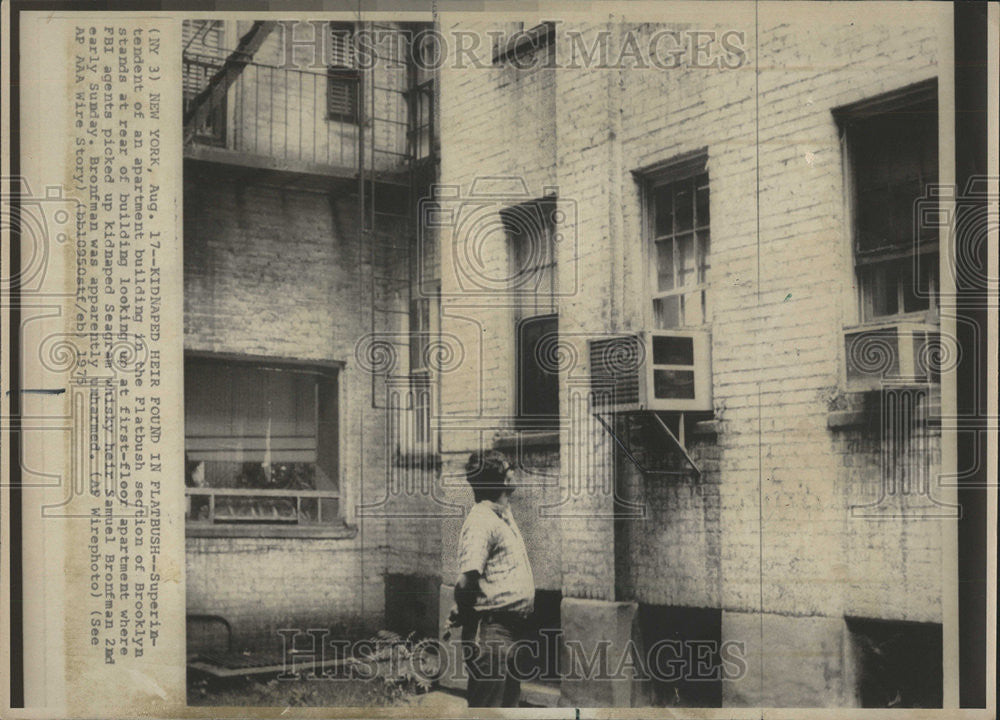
[461,611,526,708]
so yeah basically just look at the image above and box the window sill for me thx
[494,430,561,450]
[827,401,941,430]
[186,522,358,540]
[827,409,869,429]
[845,314,939,331]
[691,419,721,436]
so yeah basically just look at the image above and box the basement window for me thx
[184,355,342,534]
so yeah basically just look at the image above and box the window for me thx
[409,289,439,447]
[407,24,436,161]
[504,197,558,315]
[184,356,340,529]
[503,198,560,428]
[642,154,711,329]
[836,81,938,323]
[517,314,560,426]
[327,22,361,123]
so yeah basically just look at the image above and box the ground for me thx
[188,673,439,707]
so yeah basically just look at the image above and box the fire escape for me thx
[182,19,437,405]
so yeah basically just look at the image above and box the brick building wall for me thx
[183,18,444,653]
[183,168,394,649]
[433,6,949,706]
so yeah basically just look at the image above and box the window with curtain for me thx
[184,356,339,526]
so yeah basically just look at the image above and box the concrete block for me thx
[721,610,859,708]
[559,598,650,708]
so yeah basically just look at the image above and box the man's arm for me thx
[454,570,480,614]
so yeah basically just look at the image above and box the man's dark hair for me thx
[465,449,510,502]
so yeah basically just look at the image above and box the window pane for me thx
[656,240,675,291]
[695,174,710,228]
[654,295,680,329]
[856,185,894,252]
[187,494,211,522]
[676,232,696,287]
[890,177,921,249]
[697,231,711,284]
[507,199,558,316]
[917,254,938,303]
[517,315,559,425]
[864,263,899,319]
[654,185,673,237]
[901,259,930,313]
[684,291,704,326]
[675,180,694,233]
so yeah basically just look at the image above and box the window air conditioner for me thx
[843,322,940,391]
[588,330,712,413]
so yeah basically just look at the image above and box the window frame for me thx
[408,284,440,451]
[502,197,561,429]
[833,79,940,327]
[634,149,711,331]
[515,312,561,429]
[183,352,350,538]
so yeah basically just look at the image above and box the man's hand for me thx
[454,570,480,612]
[443,604,463,640]
[442,573,478,641]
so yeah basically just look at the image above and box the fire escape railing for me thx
[184,52,370,170]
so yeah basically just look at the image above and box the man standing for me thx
[451,449,535,708]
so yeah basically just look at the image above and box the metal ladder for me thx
[359,23,418,410]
